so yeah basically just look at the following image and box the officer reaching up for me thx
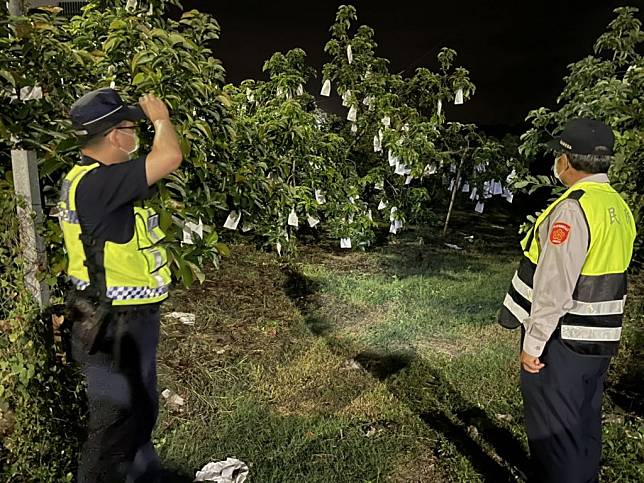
[498,119,637,483]
[59,88,182,482]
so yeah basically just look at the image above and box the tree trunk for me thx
[442,162,462,237]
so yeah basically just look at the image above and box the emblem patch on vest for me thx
[549,222,572,245]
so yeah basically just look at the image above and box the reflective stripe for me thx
[82,105,124,125]
[65,168,92,210]
[60,180,71,207]
[511,271,624,317]
[69,277,168,301]
[511,272,533,302]
[569,297,626,316]
[153,273,166,288]
[154,250,163,269]
[147,213,160,231]
[59,209,80,224]
[561,325,622,342]
[148,248,164,271]
[503,294,529,324]
[107,285,169,301]
[148,230,162,244]
[70,276,90,290]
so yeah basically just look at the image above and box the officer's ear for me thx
[104,128,119,147]
[561,153,572,170]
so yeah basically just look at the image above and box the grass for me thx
[154,210,644,482]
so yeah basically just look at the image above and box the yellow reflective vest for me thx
[498,179,636,356]
[58,163,171,306]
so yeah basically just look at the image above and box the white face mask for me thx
[116,129,139,158]
[553,155,564,184]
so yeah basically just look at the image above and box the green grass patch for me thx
[155,235,643,482]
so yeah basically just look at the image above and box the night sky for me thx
[179,0,637,132]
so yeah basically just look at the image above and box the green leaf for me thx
[177,258,193,287]
[109,19,127,30]
[214,242,230,256]
[0,69,16,87]
[187,261,206,284]
[131,51,155,70]
[103,36,122,53]
[169,33,186,46]
[194,121,213,140]
[132,72,147,86]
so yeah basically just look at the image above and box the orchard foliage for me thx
[1,1,521,283]
[1,0,232,287]
[320,5,517,234]
[224,48,376,254]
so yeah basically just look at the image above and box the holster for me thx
[68,233,116,356]
[66,291,114,355]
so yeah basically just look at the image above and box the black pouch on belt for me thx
[67,294,114,355]
[71,234,115,355]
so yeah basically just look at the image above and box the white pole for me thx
[7,0,25,16]
[11,149,50,308]
[8,1,50,307]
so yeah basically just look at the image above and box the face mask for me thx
[116,130,139,158]
[553,155,564,184]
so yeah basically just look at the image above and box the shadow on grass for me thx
[386,359,529,482]
[159,468,194,482]
[282,265,335,338]
[282,265,531,482]
[282,265,320,309]
[354,351,415,380]
[351,345,530,481]
[371,207,522,281]
[376,243,491,280]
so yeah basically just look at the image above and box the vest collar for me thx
[80,155,107,167]
[572,173,609,186]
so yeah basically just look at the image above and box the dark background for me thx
[177,0,637,135]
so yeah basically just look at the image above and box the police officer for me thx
[59,88,182,482]
[498,119,637,483]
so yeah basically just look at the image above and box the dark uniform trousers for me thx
[520,329,610,483]
[72,304,162,483]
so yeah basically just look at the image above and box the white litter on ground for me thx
[20,85,43,101]
[194,458,249,483]
[161,389,185,411]
[165,312,196,326]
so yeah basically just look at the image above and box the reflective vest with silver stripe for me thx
[498,180,636,356]
[58,163,171,306]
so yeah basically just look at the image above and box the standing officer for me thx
[497,119,637,482]
[59,88,182,482]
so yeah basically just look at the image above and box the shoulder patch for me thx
[549,222,572,245]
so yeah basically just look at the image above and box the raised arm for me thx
[139,93,183,186]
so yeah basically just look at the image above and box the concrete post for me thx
[11,149,50,307]
[7,0,25,16]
